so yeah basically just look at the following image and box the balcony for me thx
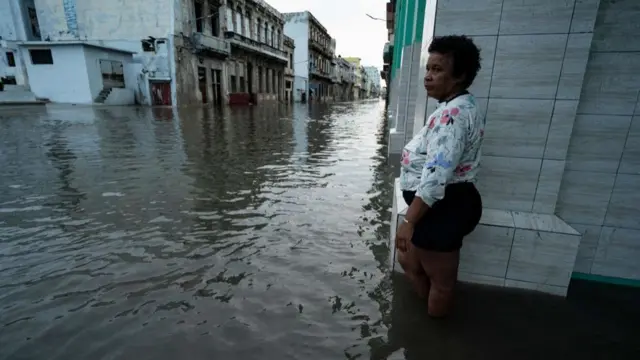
[309,38,333,58]
[192,32,230,57]
[285,67,293,76]
[223,31,288,63]
[309,65,332,81]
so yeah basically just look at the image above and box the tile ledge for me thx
[484,209,580,236]
[392,179,579,236]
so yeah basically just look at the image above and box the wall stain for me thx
[62,0,78,37]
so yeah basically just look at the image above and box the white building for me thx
[283,11,335,102]
[0,0,175,105]
[363,66,381,97]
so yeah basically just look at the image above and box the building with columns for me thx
[224,0,287,105]
[387,0,640,298]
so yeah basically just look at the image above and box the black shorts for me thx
[402,182,482,252]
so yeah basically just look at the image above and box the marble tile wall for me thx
[390,179,581,296]
[426,0,598,214]
[556,0,640,281]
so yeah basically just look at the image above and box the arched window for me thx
[235,6,243,35]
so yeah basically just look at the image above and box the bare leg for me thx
[398,241,431,299]
[418,250,459,318]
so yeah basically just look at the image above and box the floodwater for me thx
[1,102,639,360]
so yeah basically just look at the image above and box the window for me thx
[245,12,252,39]
[271,71,276,93]
[286,80,292,89]
[235,7,243,35]
[256,18,261,42]
[6,52,16,67]
[258,67,263,92]
[211,5,220,36]
[289,53,293,68]
[263,23,268,44]
[239,76,245,92]
[29,49,53,65]
[27,7,41,39]
[194,1,203,33]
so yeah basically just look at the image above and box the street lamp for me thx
[365,14,385,21]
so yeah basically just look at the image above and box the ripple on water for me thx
[0,101,394,359]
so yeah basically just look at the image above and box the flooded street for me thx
[0,101,398,359]
[2,101,639,360]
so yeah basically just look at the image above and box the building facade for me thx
[334,56,355,101]
[387,0,640,297]
[283,11,335,103]
[0,0,173,105]
[0,0,288,106]
[283,34,295,103]
[223,0,288,105]
[364,66,381,98]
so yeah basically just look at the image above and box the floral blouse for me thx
[399,93,484,206]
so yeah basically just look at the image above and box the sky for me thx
[267,0,388,70]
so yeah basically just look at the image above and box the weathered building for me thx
[334,56,355,101]
[364,66,380,98]
[0,0,172,105]
[283,34,294,103]
[283,11,335,103]
[174,0,229,107]
[223,0,287,105]
[0,0,288,106]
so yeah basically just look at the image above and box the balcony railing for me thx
[192,32,230,57]
[309,38,333,57]
[309,65,332,80]
[285,67,293,76]
[223,31,288,62]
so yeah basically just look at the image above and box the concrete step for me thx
[2,84,29,92]
[0,88,37,102]
[95,88,112,103]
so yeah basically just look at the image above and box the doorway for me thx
[211,68,223,107]
[150,81,171,106]
[198,66,207,104]
[247,62,254,103]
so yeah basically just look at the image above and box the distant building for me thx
[283,11,335,102]
[364,66,381,97]
[283,35,295,102]
[333,56,355,101]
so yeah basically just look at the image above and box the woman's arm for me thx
[405,109,467,224]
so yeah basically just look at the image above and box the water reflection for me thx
[0,101,405,359]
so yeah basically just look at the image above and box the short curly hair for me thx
[428,35,481,89]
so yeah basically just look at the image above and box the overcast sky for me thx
[267,0,388,69]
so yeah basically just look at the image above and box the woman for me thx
[396,35,484,318]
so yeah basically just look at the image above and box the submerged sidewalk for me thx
[373,275,640,359]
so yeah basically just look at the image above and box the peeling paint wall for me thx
[34,0,172,40]
[0,1,18,40]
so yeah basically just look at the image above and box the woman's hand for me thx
[395,220,414,252]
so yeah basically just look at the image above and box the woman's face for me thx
[424,52,463,101]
